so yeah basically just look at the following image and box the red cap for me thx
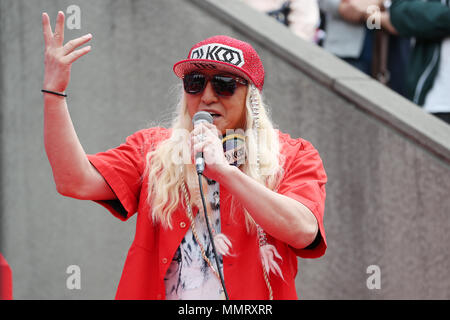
[173,35,265,91]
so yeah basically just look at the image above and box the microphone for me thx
[192,111,213,174]
[191,111,230,299]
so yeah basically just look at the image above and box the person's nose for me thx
[200,81,219,105]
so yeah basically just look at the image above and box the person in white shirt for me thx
[242,0,321,42]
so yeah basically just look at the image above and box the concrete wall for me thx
[1,0,449,299]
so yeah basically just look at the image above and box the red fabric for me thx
[87,127,327,300]
[0,253,13,300]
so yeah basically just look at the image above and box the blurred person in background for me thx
[319,0,411,97]
[390,0,450,124]
[242,0,321,42]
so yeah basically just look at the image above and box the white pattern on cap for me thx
[190,43,245,67]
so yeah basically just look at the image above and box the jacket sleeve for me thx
[86,127,168,221]
[390,0,450,39]
[277,139,328,259]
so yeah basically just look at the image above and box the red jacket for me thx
[87,127,327,300]
[0,253,13,300]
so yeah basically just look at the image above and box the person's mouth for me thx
[202,110,222,120]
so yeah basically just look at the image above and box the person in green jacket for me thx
[390,0,450,124]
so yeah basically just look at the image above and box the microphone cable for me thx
[197,172,229,300]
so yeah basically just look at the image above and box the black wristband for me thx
[41,89,67,97]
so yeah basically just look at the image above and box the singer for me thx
[42,11,327,300]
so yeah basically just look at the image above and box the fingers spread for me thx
[63,34,92,55]
[53,11,65,46]
[42,13,53,47]
[62,45,91,65]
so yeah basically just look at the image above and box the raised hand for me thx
[42,11,92,93]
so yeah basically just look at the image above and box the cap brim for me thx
[173,59,253,84]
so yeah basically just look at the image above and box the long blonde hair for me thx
[144,85,284,231]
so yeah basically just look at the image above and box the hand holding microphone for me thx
[192,111,213,174]
[191,111,230,300]
[191,112,229,179]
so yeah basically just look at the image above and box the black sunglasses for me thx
[183,72,248,97]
